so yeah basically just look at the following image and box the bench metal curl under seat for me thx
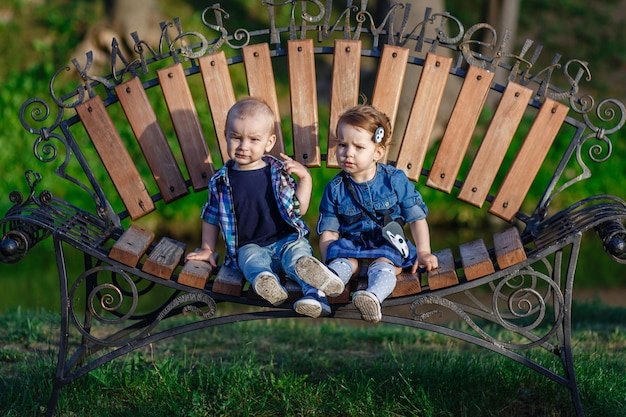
[2,2,626,416]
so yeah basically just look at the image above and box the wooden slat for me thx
[158,63,214,191]
[199,51,236,163]
[76,97,155,220]
[371,45,409,162]
[459,239,495,281]
[108,225,155,267]
[212,266,245,296]
[329,287,351,304]
[243,43,285,156]
[426,66,495,193]
[179,260,213,289]
[396,53,452,182]
[494,227,527,269]
[327,40,362,167]
[427,248,459,290]
[458,82,533,207]
[391,270,422,297]
[288,39,320,167]
[115,77,189,203]
[142,237,186,279]
[489,98,569,220]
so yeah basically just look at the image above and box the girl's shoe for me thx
[352,290,382,323]
[295,256,345,297]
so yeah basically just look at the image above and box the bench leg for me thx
[559,236,585,417]
[409,233,586,416]
[45,235,72,417]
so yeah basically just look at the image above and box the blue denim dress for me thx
[317,163,428,268]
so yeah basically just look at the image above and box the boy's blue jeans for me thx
[237,233,315,294]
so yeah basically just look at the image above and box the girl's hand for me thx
[412,252,438,274]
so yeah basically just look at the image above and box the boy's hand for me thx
[280,153,311,182]
[185,248,217,267]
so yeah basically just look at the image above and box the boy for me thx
[186,97,337,318]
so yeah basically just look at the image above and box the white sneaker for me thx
[295,256,345,297]
[253,273,288,306]
[353,291,382,323]
[294,293,331,318]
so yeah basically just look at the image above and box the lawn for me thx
[1,300,625,417]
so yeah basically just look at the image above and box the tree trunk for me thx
[73,0,164,73]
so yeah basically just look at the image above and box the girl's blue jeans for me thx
[237,233,315,294]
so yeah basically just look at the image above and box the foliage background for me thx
[1,0,626,310]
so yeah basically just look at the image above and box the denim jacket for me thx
[317,163,428,238]
[201,155,310,269]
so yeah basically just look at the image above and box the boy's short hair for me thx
[226,97,275,135]
[337,105,392,147]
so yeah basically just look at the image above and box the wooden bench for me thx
[1,2,626,416]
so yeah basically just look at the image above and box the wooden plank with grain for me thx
[396,53,452,182]
[179,260,213,289]
[158,63,214,191]
[142,237,186,279]
[458,82,533,207]
[494,227,527,269]
[427,248,459,290]
[243,43,285,156]
[391,270,422,297]
[115,77,189,203]
[426,66,495,193]
[108,225,155,267]
[459,239,495,281]
[371,44,409,162]
[199,51,236,163]
[212,266,245,297]
[76,97,155,220]
[288,39,321,167]
[489,98,569,221]
[327,39,362,167]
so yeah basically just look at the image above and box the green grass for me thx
[1,302,625,417]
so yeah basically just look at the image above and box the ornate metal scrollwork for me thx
[596,219,626,263]
[0,171,54,263]
[201,5,251,51]
[69,264,216,347]
[546,96,626,203]
[411,265,565,351]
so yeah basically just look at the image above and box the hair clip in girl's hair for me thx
[374,126,385,143]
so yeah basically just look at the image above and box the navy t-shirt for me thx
[228,165,294,247]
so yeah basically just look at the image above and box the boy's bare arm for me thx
[185,221,220,267]
[409,219,438,273]
[280,153,313,214]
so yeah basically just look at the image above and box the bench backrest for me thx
[18,1,623,235]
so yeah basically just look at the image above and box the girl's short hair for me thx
[337,105,392,146]
[226,96,275,135]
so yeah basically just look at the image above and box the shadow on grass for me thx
[1,303,625,417]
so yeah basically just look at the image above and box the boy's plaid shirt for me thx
[201,155,310,269]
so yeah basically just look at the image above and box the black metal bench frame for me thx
[1,2,626,416]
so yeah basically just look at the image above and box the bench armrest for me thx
[1,193,115,264]
[531,195,626,263]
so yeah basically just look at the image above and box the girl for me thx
[296,105,438,322]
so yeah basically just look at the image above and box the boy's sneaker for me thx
[295,256,345,297]
[253,273,288,306]
[353,290,382,323]
[294,293,331,318]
